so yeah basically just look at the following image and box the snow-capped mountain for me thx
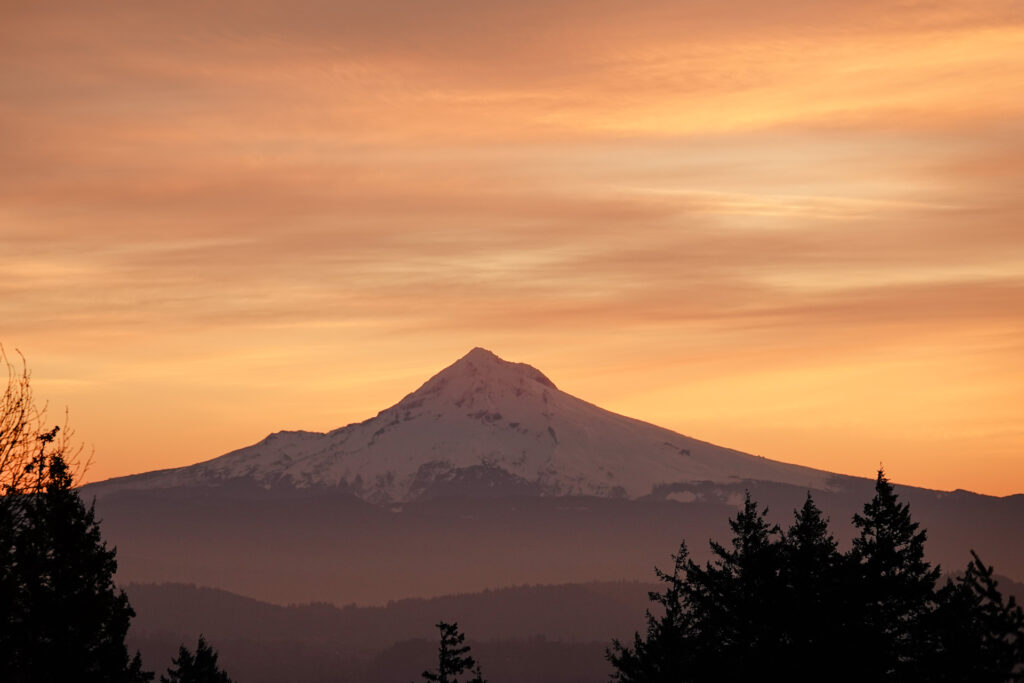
[86,348,1024,605]
[88,347,834,502]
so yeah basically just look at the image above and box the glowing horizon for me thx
[2,1,1022,495]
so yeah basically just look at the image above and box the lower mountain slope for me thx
[94,478,1024,606]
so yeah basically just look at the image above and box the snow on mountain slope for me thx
[86,348,833,502]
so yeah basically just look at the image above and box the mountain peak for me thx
[462,346,501,362]
[437,347,557,390]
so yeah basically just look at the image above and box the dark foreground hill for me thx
[126,581,652,683]
[126,575,1024,683]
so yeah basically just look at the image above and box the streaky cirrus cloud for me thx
[1,1,1023,495]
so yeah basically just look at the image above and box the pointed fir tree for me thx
[2,351,149,680]
[780,492,849,682]
[685,491,784,679]
[1,444,152,682]
[607,543,693,682]
[848,469,941,681]
[958,552,1024,680]
[421,621,484,683]
[930,551,1024,682]
[160,636,233,683]
[784,493,839,588]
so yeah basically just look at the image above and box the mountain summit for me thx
[87,348,833,502]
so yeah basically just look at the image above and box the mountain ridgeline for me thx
[83,348,1024,606]
[85,347,834,502]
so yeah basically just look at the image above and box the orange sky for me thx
[2,1,1023,495]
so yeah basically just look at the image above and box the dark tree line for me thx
[0,349,232,682]
[608,471,1024,682]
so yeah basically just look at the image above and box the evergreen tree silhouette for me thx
[685,491,784,679]
[1,350,149,681]
[161,636,233,683]
[780,492,848,681]
[607,543,693,682]
[421,621,485,683]
[609,480,1024,681]
[849,469,941,681]
[0,445,152,682]
[930,551,1024,681]
[0,488,19,670]
[609,493,790,681]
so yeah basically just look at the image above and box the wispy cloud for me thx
[2,0,1023,493]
